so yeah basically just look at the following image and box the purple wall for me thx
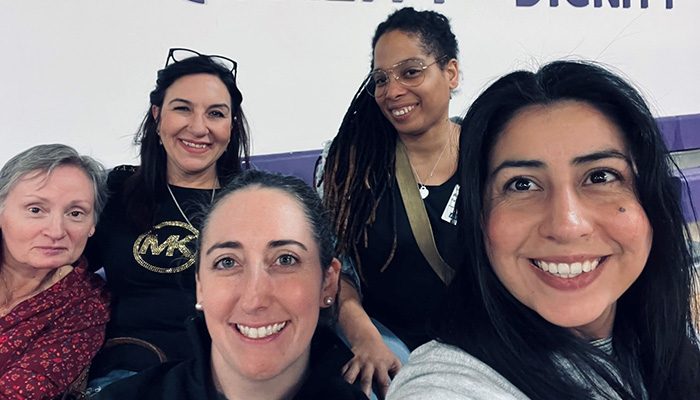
[658,114,700,152]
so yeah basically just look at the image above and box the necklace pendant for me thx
[419,185,429,199]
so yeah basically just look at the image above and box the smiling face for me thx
[153,73,232,186]
[484,101,653,339]
[0,165,96,271]
[196,187,339,386]
[372,30,458,137]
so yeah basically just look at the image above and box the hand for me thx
[341,336,402,399]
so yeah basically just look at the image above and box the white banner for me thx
[0,0,696,166]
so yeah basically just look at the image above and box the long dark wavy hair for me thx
[319,7,458,278]
[438,60,700,399]
[124,54,250,230]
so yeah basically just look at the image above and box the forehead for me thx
[490,101,628,166]
[8,165,94,201]
[202,187,313,245]
[164,73,231,104]
[373,30,429,69]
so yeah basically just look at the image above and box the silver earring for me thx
[324,297,333,306]
[195,303,203,311]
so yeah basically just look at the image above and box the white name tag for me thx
[441,184,460,225]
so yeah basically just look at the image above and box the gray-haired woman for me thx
[0,144,110,399]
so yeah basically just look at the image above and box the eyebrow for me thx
[206,241,241,255]
[490,160,544,178]
[22,195,93,207]
[572,149,630,165]
[205,239,307,256]
[168,98,231,111]
[269,240,307,251]
[490,149,630,178]
[373,57,424,72]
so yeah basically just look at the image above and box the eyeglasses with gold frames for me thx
[365,55,447,98]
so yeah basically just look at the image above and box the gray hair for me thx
[0,144,107,223]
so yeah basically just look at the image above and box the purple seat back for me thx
[249,149,322,186]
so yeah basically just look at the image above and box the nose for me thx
[43,214,67,240]
[239,267,273,314]
[383,73,407,99]
[538,188,594,242]
[188,111,209,136]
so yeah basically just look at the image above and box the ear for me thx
[88,225,95,237]
[151,105,161,123]
[319,258,341,307]
[445,58,459,90]
[195,269,203,306]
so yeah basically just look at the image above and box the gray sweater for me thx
[387,340,643,400]
[386,341,530,399]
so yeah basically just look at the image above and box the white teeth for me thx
[236,321,286,339]
[582,260,591,272]
[570,262,582,274]
[533,258,602,279]
[391,105,415,116]
[558,263,570,274]
[182,140,208,149]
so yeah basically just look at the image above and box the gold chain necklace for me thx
[167,184,216,227]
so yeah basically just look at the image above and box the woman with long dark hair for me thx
[86,48,250,389]
[387,60,700,399]
[316,7,461,397]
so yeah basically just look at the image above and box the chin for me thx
[239,363,288,382]
[28,259,72,270]
[539,306,612,337]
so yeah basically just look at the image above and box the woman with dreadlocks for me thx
[315,7,462,399]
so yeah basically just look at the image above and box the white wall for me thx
[0,0,698,167]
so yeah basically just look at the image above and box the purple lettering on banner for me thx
[516,0,673,10]
[517,0,671,7]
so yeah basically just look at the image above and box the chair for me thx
[61,337,167,399]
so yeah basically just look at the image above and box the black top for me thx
[357,173,463,350]
[95,317,368,400]
[86,166,216,376]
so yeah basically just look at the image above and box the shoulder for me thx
[95,361,196,400]
[313,139,333,194]
[109,164,137,178]
[59,266,110,322]
[296,327,367,399]
[387,341,530,400]
[106,165,137,192]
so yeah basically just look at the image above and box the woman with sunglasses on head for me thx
[315,7,461,398]
[85,48,250,391]
[387,61,700,399]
